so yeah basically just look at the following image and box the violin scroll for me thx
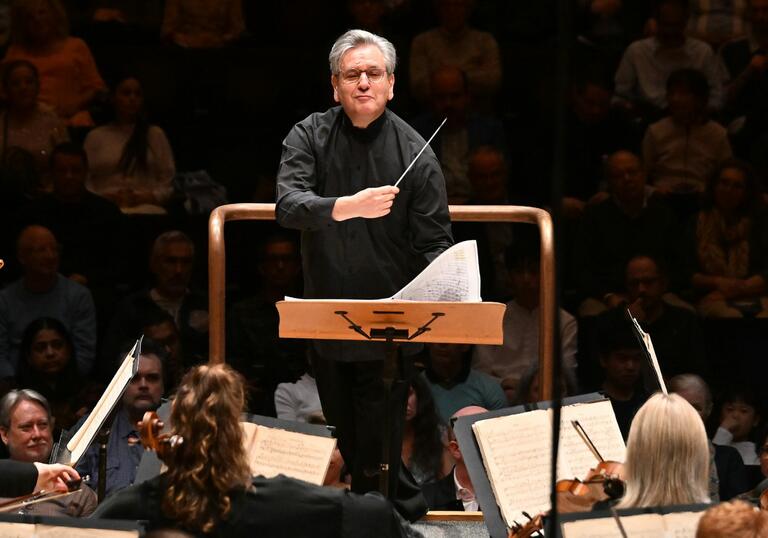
[130,411,183,462]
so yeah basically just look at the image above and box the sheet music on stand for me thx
[626,310,668,394]
[55,337,143,466]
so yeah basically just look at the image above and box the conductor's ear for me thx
[332,75,340,103]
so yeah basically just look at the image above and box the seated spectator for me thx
[228,232,305,414]
[472,247,578,403]
[687,159,768,318]
[720,0,768,167]
[75,341,165,498]
[643,69,732,196]
[422,343,506,422]
[0,225,96,379]
[617,393,711,508]
[410,67,507,203]
[409,0,501,110]
[422,405,486,511]
[746,425,768,499]
[686,0,748,48]
[670,374,750,501]
[103,231,207,378]
[15,317,89,432]
[161,0,244,48]
[713,387,761,467]
[17,142,125,291]
[84,76,175,215]
[577,150,680,316]
[512,364,570,405]
[3,0,106,127]
[597,320,649,440]
[0,60,67,187]
[142,310,184,392]
[696,500,768,538]
[401,374,452,486]
[595,255,705,378]
[274,366,322,423]
[614,0,723,118]
[0,389,96,515]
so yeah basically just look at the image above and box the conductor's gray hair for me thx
[328,29,397,75]
[0,389,51,429]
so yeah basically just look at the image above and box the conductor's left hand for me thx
[332,185,399,221]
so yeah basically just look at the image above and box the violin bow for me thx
[0,475,90,513]
[571,420,604,463]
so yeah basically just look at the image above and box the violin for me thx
[130,411,183,463]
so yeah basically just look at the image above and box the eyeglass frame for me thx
[336,68,390,85]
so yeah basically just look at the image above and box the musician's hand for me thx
[33,463,80,493]
[720,414,741,436]
[332,185,399,221]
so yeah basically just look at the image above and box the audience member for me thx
[15,317,88,432]
[696,499,768,538]
[687,159,768,318]
[472,247,578,403]
[747,426,768,498]
[713,387,761,467]
[161,0,244,49]
[274,362,322,423]
[577,150,680,316]
[75,342,165,498]
[401,374,452,486]
[614,0,723,118]
[409,0,501,110]
[421,405,486,511]
[411,67,506,203]
[643,69,732,196]
[687,0,748,47]
[597,319,648,439]
[93,363,409,537]
[422,343,506,422]
[84,76,175,214]
[0,225,96,379]
[3,0,106,127]
[596,255,706,378]
[0,389,96,515]
[670,374,751,501]
[512,364,570,405]
[720,0,768,162]
[103,230,207,377]
[617,393,711,508]
[142,310,184,392]
[17,142,125,291]
[228,232,305,414]
[0,60,67,186]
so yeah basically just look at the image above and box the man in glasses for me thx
[276,29,453,521]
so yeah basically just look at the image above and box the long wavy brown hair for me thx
[162,364,251,534]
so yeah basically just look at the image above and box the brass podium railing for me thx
[208,203,556,400]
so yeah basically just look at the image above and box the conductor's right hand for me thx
[332,185,399,221]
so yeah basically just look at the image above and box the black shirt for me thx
[276,107,453,360]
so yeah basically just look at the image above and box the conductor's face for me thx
[332,44,394,128]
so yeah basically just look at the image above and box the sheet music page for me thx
[64,341,139,465]
[390,240,481,302]
[562,513,666,538]
[0,522,34,538]
[662,511,704,538]
[242,423,337,486]
[36,527,138,538]
[472,410,552,528]
[556,400,626,482]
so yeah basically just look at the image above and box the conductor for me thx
[276,29,453,520]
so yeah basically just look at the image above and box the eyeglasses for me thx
[338,69,388,85]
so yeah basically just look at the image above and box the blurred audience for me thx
[84,75,175,214]
[0,224,96,379]
[422,343,506,422]
[409,0,501,110]
[687,0,747,48]
[713,387,762,468]
[3,0,106,127]
[0,59,67,188]
[401,374,453,486]
[162,0,244,49]
[686,159,768,318]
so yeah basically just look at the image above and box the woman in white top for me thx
[84,76,175,214]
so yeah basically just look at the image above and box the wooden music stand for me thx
[277,299,505,498]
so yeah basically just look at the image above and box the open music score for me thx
[241,423,336,486]
[471,399,625,528]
